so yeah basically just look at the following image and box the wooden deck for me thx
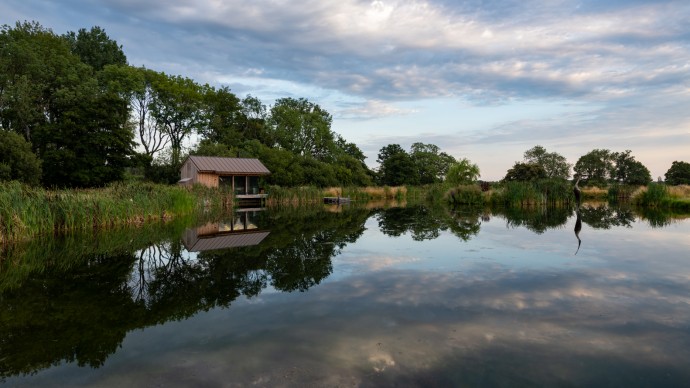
[236,194,268,207]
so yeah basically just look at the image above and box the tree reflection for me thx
[493,206,572,234]
[376,204,483,242]
[579,204,634,229]
[0,206,370,380]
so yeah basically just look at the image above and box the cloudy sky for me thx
[2,0,689,179]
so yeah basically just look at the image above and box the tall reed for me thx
[0,181,222,244]
[489,180,575,207]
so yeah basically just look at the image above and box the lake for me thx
[2,203,690,387]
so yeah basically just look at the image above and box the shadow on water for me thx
[0,206,371,380]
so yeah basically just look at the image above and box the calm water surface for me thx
[2,204,690,387]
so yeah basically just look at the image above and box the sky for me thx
[2,0,689,180]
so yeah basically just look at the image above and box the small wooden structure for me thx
[178,156,270,203]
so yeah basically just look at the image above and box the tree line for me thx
[2,21,689,189]
[0,21,373,188]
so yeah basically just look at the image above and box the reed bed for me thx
[323,186,409,201]
[633,183,690,211]
[0,181,225,244]
[445,185,484,205]
[265,186,323,206]
[580,186,608,200]
[488,180,575,207]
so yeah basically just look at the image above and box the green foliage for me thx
[270,97,334,161]
[0,181,225,243]
[492,179,575,207]
[611,150,651,185]
[574,149,651,186]
[445,158,480,185]
[574,149,614,186]
[445,185,484,205]
[503,162,547,182]
[377,144,417,186]
[62,25,127,71]
[0,131,42,185]
[523,145,571,179]
[634,183,669,207]
[664,161,690,185]
[0,21,135,187]
[149,73,207,165]
[410,142,456,184]
[376,143,456,186]
[607,184,636,202]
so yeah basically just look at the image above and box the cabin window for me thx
[248,176,260,194]
[219,176,232,189]
[234,176,246,195]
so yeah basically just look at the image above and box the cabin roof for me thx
[185,156,270,175]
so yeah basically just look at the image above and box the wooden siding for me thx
[197,172,218,188]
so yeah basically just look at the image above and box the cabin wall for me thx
[180,160,194,180]
[197,173,219,188]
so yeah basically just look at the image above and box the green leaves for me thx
[665,161,690,185]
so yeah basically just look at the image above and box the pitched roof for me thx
[186,156,270,175]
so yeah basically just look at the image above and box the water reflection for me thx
[182,209,269,252]
[1,203,689,385]
[0,207,370,380]
[376,204,483,242]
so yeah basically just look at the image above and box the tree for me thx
[377,144,415,186]
[611,150,651,185]
[149,74,206,166]
[198,85,242,145]
[504,162,547,182]
[573,149,615,186]
[63,26,127,71]
[409,142,456,184]
[0,130,42,185]
[445,158,480,185]
[120,67,169,159]
[523,145,571,179]
[270,97,334,161]
[238,94,271,144]
[0,21,135,187]
[665,161,690,185]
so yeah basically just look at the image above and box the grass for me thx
[633,184,690,211]
[0,181,228,244]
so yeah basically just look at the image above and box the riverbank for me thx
[0,181,228,244]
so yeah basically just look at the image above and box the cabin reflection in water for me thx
[182,209,269,252]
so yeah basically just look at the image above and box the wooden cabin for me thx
[178,156,270,199]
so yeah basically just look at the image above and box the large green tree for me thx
[0,21,134,187]
[523,145,571,179]
[377,144,417,186]
[665,161,690,185]
[573,149,615,186]
[148,74,206,166]
[503,162,547,182]
[409,142,456,184]
[611,150,651,185]
[270,97,334,161]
